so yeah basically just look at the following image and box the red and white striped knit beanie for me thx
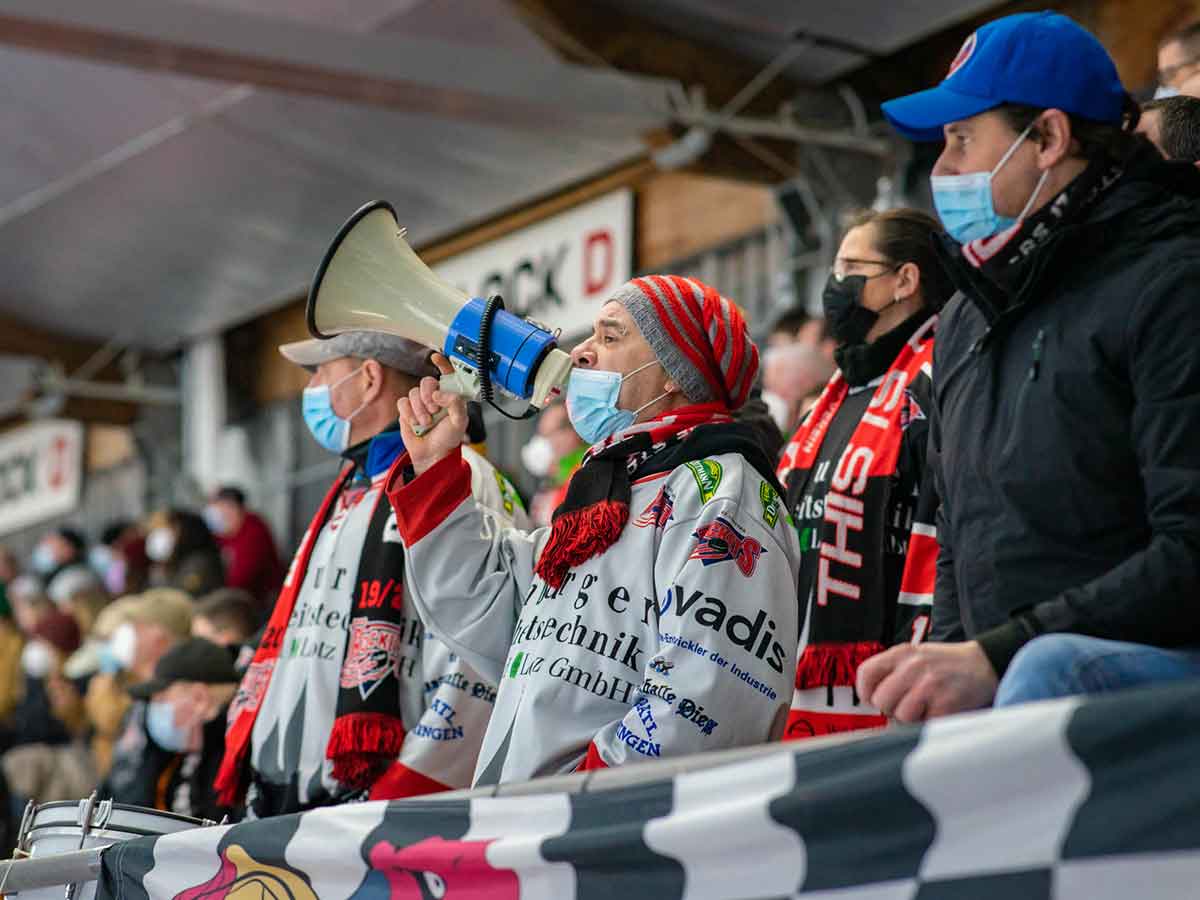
[611,275,759,410]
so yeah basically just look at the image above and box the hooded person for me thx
[215,331,525,819]
[391,275,801,784]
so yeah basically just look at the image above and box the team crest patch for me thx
[227,660,274,726]
[759,481,781,528]
[947,31,976,78]
[634,486,675,529]
[900,389,927,432]
[340,618,406,700]
[685,459,723,504]
[690,515,766,577]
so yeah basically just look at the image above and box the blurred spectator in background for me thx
[205,486,283,619]
[82,597,140,777]
[146,509,225,597]
[0,589,23,738]
[31,527,99,606]
[1138,95,1200,162]
[4,609,81,750]
[101,589,193,807]
[766,306,811,347]
[2,610,97,803]
[192,587,258,667]
[128,638,239,821]
[0,547,18,605]
[1157,22,1200,98]
[8,576,51,637]
[761,341,836,437]
[91,520,149,596]
[525,401,587,527]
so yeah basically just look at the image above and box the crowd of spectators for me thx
[0,489,276,844]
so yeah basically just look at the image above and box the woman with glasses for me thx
[776,208,955,740]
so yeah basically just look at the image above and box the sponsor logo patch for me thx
[690,515,766,577]
[685,459,723,504]
[759,481,781,527]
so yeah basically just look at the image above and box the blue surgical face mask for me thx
[931,123,1048,244]
[565,360,667,445]
[146,700,192,752]
[30,543,58,576]
[302,364,367,454]
[1155,85,1181,99]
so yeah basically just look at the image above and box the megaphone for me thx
[307,201,573,431]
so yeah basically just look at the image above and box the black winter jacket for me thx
[929,147,1200,674]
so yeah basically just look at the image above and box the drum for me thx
[10,795,214,900]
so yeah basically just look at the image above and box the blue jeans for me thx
[994,633,1200,707]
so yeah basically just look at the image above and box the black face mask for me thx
[821,274,880,347]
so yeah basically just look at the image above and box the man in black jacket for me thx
[858,11,1200,720]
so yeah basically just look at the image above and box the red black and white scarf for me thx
[215,465,411,806]
[536,402,781,589]
[777,316,937,734]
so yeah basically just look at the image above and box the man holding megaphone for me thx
[389,276,801,783]
[215,331,525,818]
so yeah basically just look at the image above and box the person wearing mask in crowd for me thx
[81,597,139,777]
[128,638,240,822]
[2,610,98,803]
[391,276,800,783]
[524,401,588,527]
[1156,21,1200,98]
[29,527,87,585]
[1138,95,1200,163]
[761,341,836,439]
[146,510,226,597]
[858,12,1200,718]
[100,589,194,806]
[777,209,952,740]
[215,332,523,820]
[205,487,284,618]
[90,520,145,596]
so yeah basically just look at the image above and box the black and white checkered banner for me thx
[98,681,1200,899]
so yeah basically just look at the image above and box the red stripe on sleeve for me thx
[385,447,472,545]
[576,741,610,771]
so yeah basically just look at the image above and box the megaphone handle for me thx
[411,367,479,438]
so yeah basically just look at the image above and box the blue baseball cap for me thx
[882,11,1128,142]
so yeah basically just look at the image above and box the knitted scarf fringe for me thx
[794,640,886,690]
[535,500,629,590]
[327,712,406,789]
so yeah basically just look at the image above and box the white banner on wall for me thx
[433,188,633,341]
[0,419,84,536]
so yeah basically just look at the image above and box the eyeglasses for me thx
[832,257,899,281]
[1159,56,1200,87]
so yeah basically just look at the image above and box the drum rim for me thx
[27,822,193,839]
[29,801,208,826]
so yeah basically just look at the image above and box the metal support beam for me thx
[0,0,678,134]
[672,108,892,157]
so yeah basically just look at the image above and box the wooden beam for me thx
[0,0,675,135]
